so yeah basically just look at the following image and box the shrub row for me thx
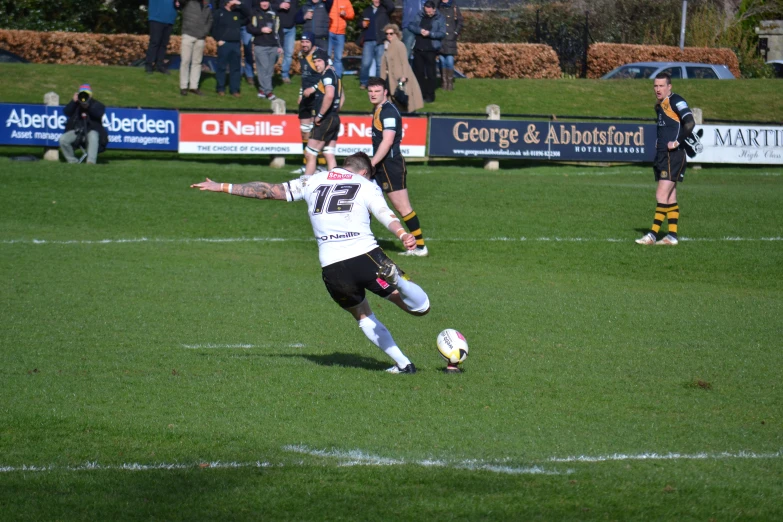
[0,30,561,79]
[587,43,741,78]
[455,43,561,79]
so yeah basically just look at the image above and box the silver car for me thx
[601,62,735,80]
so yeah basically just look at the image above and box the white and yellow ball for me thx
[436,329,469,365]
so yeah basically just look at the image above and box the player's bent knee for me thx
[305,146,321,157]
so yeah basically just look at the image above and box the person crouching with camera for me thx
[59,84,108,164]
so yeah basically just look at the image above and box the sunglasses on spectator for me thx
[385,32,395,35]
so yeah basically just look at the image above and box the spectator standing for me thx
[213,0,252,96]
[327,0,354,77]
[401,0,423,57]
[296,0,332,51]
[274,0,298,83]
[380,24,423,112]
[408,0,444,103]
[359,0,395,89]
[178,0,213,96]
[59,85,108,165]
[437,0,462,91]
[239,0,256,86]
[145,0,178,74]
[247,0,282,100]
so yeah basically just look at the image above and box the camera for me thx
[78,91,91,103]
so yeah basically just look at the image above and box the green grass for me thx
[1,155,782,520]
[1,62,782,121]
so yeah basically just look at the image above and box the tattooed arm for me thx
[190,177,287,200]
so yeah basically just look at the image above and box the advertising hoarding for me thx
[178,113,428,157]
[429,117,656,162]
[0,103,178,151]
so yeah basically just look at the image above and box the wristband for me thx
[222,183,233,194]
[396,229,407,239]
[316,113,323,119]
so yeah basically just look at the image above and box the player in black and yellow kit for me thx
[303,48,344,176]
[294,32,325,174]
[636,72,695,246]
[366,76,428,256]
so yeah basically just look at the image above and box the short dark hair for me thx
[343,152,374,178]
[367,77,386,90]
[655,72,672,84]
[423,0,435,7]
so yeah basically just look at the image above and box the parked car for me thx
[601,62,735,80]
[767,60,783,78]
[0,49,29,64]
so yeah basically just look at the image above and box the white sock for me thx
[394,277,430,313]
[358,314,411,368]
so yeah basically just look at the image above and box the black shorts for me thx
[373,153,407,193]
[321,248,406,309]
[653,149,687,182]
[311,113,341,144]
[298,96,316,120]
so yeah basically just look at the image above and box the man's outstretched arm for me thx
[190,177,288,200]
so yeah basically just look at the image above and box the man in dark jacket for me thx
[59,84,108,165]
[295,0,332,51]
[146,0,178,74]
[213,0,252,96]
[178,0,213,95]
[358,0,395,89]
[408,0,444,103]
[247,0,282,100]
[273,0,298,83]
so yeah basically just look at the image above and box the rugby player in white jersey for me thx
[190,152,429,374]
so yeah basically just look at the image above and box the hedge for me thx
[587,43,741,78]
[0,29,561,79]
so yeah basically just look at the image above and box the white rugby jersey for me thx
[283,168,397,267]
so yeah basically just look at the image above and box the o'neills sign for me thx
[429,118,655,162]
[179,113,428,157]
[690,125,783,164]
[179,113,302,154]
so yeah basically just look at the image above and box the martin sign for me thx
[689,125,783,164]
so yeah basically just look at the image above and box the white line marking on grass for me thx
[548,450,782,463]
[3,450,778,475]
[181,343,305,349]
[4,236,782,246]
[282,445,565,475]
[0,461,276,473]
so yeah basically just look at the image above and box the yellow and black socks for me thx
[666,203,679,238]
[651,203,667,235]
[650,202,679,238]
[403,211,425,249]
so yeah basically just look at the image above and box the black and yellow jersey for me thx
[655,93,693,151]
[371,101,403,159]
[314,67,342,116]
[299,48,321,90]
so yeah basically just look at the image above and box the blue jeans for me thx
[328,32,346,77]
[217,41,241,94]
[402,28,416,58]
[440,54,454,70]
[240,26,255,79]
[280,26,297,80]
[360,40,385,86]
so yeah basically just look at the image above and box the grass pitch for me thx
[1,154,782,520]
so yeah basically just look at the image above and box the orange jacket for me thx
[329,0,355,35]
